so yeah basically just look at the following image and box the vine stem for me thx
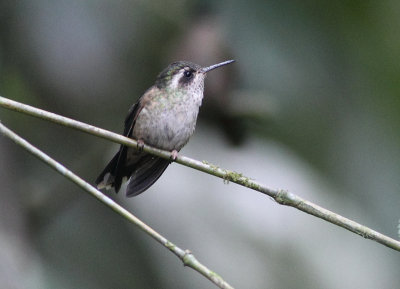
[1,95,400,254]
[0,121,234,289]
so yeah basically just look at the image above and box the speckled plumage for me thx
[96,60,234,197]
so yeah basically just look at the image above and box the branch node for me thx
[182,249,194,267]
[275,189,301,206]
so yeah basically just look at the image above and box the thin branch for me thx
[1,95,400,252]
[0,122,234,289]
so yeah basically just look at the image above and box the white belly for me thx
[132,98,202,151]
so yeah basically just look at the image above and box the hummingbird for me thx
[95,59,235,197]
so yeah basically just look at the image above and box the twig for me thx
[1,95,400,252]
[0,121,234,289]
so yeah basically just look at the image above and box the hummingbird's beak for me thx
[200,60,235,74]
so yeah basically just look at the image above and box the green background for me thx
[1,1,399,288]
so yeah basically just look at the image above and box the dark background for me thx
[1,1,399,288]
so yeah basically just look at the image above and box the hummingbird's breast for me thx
[132,88,203,151]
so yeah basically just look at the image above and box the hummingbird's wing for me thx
[95,98,143,193]
[96,87,170,196]
[95,87,146,190]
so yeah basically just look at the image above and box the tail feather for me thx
[96,149,170,196]
[126,156,170,197]
[95,148,128,193]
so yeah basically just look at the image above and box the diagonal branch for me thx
[1,95,400,252]
[0,122,234,289]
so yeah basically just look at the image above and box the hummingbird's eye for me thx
[183,70,193,78]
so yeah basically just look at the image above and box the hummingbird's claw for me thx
[136,139,145,152]
[170,150,179,161]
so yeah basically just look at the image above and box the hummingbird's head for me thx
[155,60,235,92]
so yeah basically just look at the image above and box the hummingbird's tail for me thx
[95,149,170,197]
[95,151,126,193]
[125,155,170,197]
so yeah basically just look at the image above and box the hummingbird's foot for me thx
[136,139,145,152]
[170,150,179,161]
